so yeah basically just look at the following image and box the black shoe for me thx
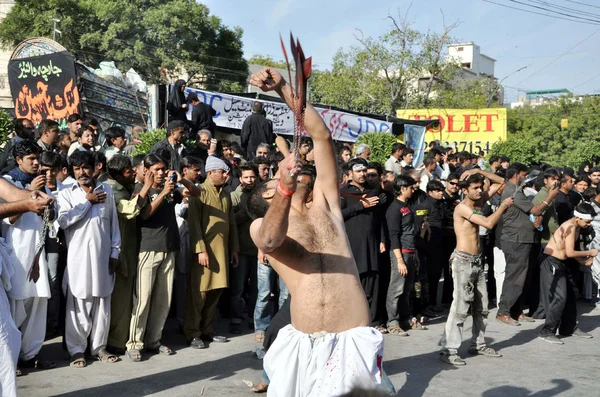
[229,323,242,334]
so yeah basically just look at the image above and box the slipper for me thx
[70,353,87,368]
[20,356,56,370]
[387,325,409,336]
[253,333,265,343]
[374,325,389,334]
[251,381,269,393]
[16,368,22,377]
[96,349,119,363]
[410,317,428,330]
[126,349,142,362]
[148,345,174,356]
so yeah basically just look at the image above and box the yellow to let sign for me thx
[396,108,508,154]
[561,119,568,129]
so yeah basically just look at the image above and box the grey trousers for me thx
[441,251,488,355]
[386,252,417,328]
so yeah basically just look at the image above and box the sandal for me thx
[20,355,56,370]
[410,317,428,330]
[70,353,87,368]
[16,368,22,377]
[126,349,142,362]
[374,325,389,334]
[251,381,269,393]
[96,349,119,363]
[253,333,265,343]
[148,345,174,356]
[387,325,409,336]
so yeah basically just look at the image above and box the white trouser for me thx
[65,290,110,356]
[264,324,384,397]
[493,247,506,305]
[0,286,19,397]
[10,297,47,361]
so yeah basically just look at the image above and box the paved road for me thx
[17,304,600,397]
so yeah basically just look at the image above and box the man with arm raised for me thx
[246,67,384,396]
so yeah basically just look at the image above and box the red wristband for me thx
[277,181,295,199]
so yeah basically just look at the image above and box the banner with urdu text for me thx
[183,87,393,142]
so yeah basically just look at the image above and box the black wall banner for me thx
[8,50,79,126]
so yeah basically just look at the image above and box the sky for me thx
[200,0,600,103]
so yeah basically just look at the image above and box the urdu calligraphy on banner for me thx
[183,87,393,142]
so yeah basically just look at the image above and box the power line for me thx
[515,27,600,86]
[508,0,600,23]
[481,0,600,25]
[573,71,600,90]
[523,0,600,19]
[564,0,600,10]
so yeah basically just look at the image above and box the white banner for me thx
[182,87,393,142]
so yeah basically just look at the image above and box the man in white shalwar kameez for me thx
[0,177,54,397]
[2,141,56,371]
[57,150,121,368]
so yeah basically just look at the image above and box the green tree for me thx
[0,0,248,87]
[247,54,289,69]
[356,132,398,165]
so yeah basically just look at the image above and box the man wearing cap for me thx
[241,102,275,161]
[187,93,217,135]
[184,156,239,348]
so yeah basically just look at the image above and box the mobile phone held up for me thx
[169,173,177,183]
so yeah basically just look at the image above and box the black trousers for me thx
[360,271,379,325]
[480,234,496,303]
[424,233,444,306]
[523,242,543,315]
[539,256,577,337]
[441,233,456,304]
[498,241,532,318]
[264,296,291,351]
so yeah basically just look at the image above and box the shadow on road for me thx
[482,378,572,397]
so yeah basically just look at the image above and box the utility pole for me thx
[52,18,61,42]
[487,66,528,107]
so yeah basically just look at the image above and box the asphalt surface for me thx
[17,303,600,397]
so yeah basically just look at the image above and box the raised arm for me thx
[462,169,505,200]
[250,68,340,213]
[456,197,512,230]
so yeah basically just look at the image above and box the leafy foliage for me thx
[247,54,289,69]
[134,128,166,156]
[490,96,600,168]
[356,132,398,165]
[0,0,248,87]
[0,110,13,146]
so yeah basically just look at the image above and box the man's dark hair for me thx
[76,125,96,138]
[391,143,405,155]
[367,162,383,176]
[186,93,199,103]
[230,141,243,155]
[132,154,145,168]
[447,172,460,182]
[153,148,171,164]
[542,168,560,180]
[501,156,510,163]
[107,154,133,180]
[575,202,597,218]
[14,118,33,139]
[82,117,99,128]
[167,120,186,135]
[447,153,457,162]
[506,163,528,180]
[560,172,572,185]
[239,164,258,176]
[94,151,106,169]
[394,174,416,195]
[252,101,263,113]
[13,140,41,160]
[429,147,442,157]
[39,119,59,134]
[458,173,485,190]
[489,155,500,164]
[590,167,600,174]
[67,114,82,123]
[300,164,317,190]
[247,183,269,220]
[144,153,166,169]
[423,156,436,168]
[253,156,270,167]
[219,139,232,149]
[180,156,203,171]
[458,151,470,163]
[583,187,597,202]
[402,147,415,157]
[39,151,61,168]
[427,180,445,192]
[574,175,590,185]
[341,162,352,177]
[70,150,95,168]
[104,126,125,147]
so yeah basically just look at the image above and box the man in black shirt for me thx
[187,93,216,135]
[415,180,447,311]
[126,153,183,362]
[341,158,385,324]
[555,173,574,225]
[385,174,421,335]
[441,173,461,304]
[241,101,275,161]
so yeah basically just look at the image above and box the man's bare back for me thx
[544,218,597,263]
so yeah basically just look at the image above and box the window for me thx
[457,47,464,51]
[462,62,471,69]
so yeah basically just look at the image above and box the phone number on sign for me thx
[424,141,495,154]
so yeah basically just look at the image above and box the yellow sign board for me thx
[561,119,568,129]
[396,108,507,154]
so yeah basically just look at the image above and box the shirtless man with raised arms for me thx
[247,67,383,396]
[439,170,513,366]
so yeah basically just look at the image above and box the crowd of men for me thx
[0,90,598,396]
